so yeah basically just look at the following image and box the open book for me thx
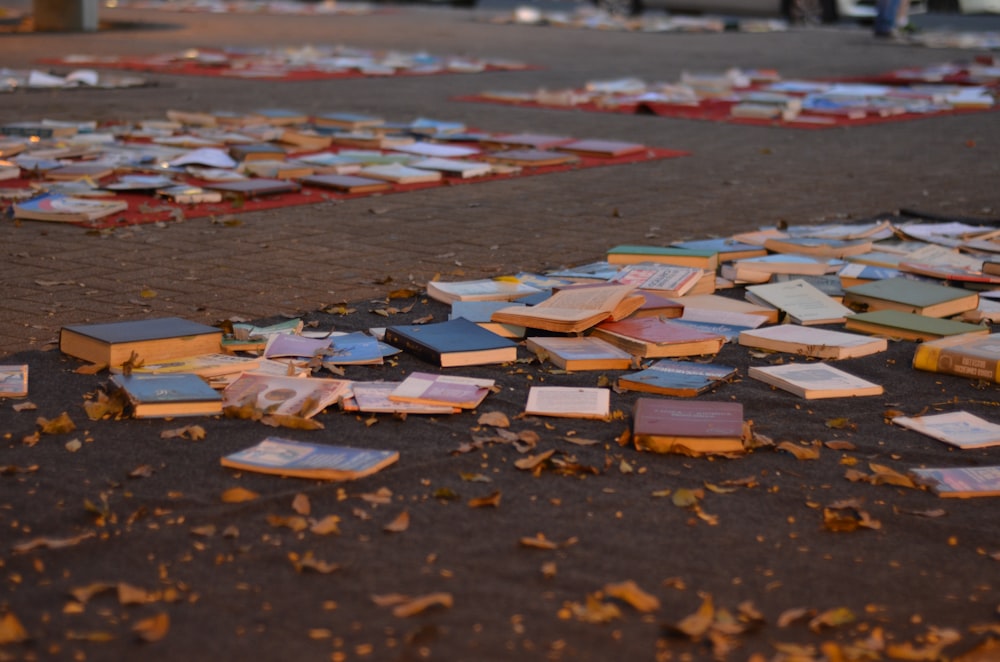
[491,283,640,333]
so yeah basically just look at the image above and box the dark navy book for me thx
[110,373,223,418]
[384,317,518,367]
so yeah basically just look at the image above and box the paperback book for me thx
[0,364,29,398]
[844,309,989,342]
[222,374,350,418]
[591,317,726,358]
[745,279,854,325]
[221,436,399,481]
[389,372,494,409]
[524,386,611,419]
[13,193,128,222]
[490,283,640,333]
[747,362,884,399]
[893,411,1000,449]
[843,277,979,318]
[912,333,1000,382]
[738,325,888,360]
[343,382,460,415]
[910,465,1000,498]
[631,398,745,455]
[617,359,736,397]
[525,336,634,371]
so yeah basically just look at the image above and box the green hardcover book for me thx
[606,245,718,270]
[844,309,989,342]
[843,277,979,318]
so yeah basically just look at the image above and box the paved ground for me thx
[1,2,998,357]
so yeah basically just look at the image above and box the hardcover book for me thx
[617,359,736,397]
[844,309,989,342]
[525,336,634,371]
[0,364,29,398]
[556,139,646,158]
[631,398,745,454]
[204,178,301,197]
[384,318,518,367]
[738,325,888,360]
[524,386,610,419]
[483,149,578,167]
[60,317,222,367]
[450,300,527,338]
[912,333,1000,382]
[110,373,223,418]
[837,263,903,288]
[591,317,725,358]
[910,465,1000,498]
[843,277,979,318]
[388,372,494,409]
[222,374,350,419]
[745,279,854,325]
[358,163,442,184]
[747,362,883,399]
[606,245,719,270]
[893,411,1000,449]
[221,436,398,481]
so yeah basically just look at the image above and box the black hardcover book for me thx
[384,317,518,367]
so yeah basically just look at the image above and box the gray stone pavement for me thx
[1,3,998,357]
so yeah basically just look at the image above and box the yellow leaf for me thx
[309,515,341,535]
[673,594,715,639]
[220,487,258,503]
[140,288,157,299]
[37,412,76,435]
[391,592,453,618]
[809,607,856,632]
[291,551,340,574]
[117,582,149,605]
[0,612,29,644]
[868,462,917,488]
[133,612,169,643]
[267,514,308,532]
[477,411,510,428]
[467,491,502,508]
[568,593,622,624]
[383,510,410,533]
[777,441,821,460]
[70,582,115,605]
[672,488,702,508]
[603,580,660,613]
[292,493,311,516]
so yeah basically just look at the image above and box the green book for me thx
[844,309,989,342]
[606,245,718,270]
[843,277,979,318]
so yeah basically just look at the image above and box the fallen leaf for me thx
[514,449,555,471]
[561,435,601,446]
[671,594,715,639]
[672,488,702,508]
[292,493,311,516]
[519,533,577,550]
[467,491,502,508]
[809,607,856,632]
[11,401,37,412]
[477,411,509,428]
[133,612,169,643]
[37,412,76,435]
[160,425,206,441]
[825,417,855,430]
[290,551,340,574]
[566,593,622,624]
[777,607,813,627]
[384,510,410,533]
[129,465,154,478]
[371,593,411,607]
[825,440,857,451]
[220,487,259,503]
[12,531,96,553]
[65,439,82,453]
[309,515,341,535]
[777,440,821,460]
[361,487,392,504]
[267,514,308,532]
[391,592,453,618]
[868,462,917,488]
[604,580,660,613]
[0,612,29,644]
[823,505,881,532]
[117,583,149,605]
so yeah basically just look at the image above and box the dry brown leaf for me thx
[477,411,510,428]
[673,594,715,639]
[160,425,206,441]
[37,412,76,435]
[12,401,37,412]
[68,582,115,605]
[823,505,881,532]
[291,551,340,574]
[777,440,821,460]
[292,493,311,516]
[868,462,917,488]
[672,488,702,508]
[117,583,149,605]
[309,515,341,535]
[67,630,116,642]
[133,612,169,643]
[604,580,660,613]
[391,592,453,618]
[567,594,622,624]
[0,612,29,644]
[825,440,857,451]
[12,531,96,554]
[361,487,393,504]
[129,465,154,479]
[261,413,324,430]
[220,487,259,503]
[519,533,577,550]
[384,510,410,533]
[371,593,411,607]
[74,363,107,375]
[562,435,601,446]
[190,524,216,537]
[514,449,555,471]
[267,514,308,532]
[467,491,502,508]
[809,607,856,632]
[777,607,813,628]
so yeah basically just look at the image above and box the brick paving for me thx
[1,2,998,357]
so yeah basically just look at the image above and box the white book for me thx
[391,142,481,158]
[739,325,887,360]
[610,263,704,295]
[359,163,442,184]
[745,279,854,325]
[748,362,883,399]
[524,386,610,419]
[427,278,542,304]
[892,411,1000,449]
[410,157,493,178]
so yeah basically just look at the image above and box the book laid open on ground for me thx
[110,373,224,418]
[389,372,494,409]
[617,359,736,397]
[384,317,518,367]
[909,465,1000,498]
[524,386,610,419]
[525,336,634,371]
[631,398,746,455]
[221,437,399,481]
[912,333,1000,383]
[892,411,1000,449]
[747,362,884,399]
[490,283,640,333]
[60,317,223,367]
[0,365,29,398]
[738,325,888,360]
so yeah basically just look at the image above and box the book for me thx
[483,149,578,167]
[112,353,261,380]
[631,290,684,319]
[893,411,1000,449]
[239,160,313,180]
[723,254,842,284]
[388,372,494,409]
[678,294,779,324]
[483,133,574,149]
[607,245,719,270]
[609,263,706,297]
[343,382,459,415]
[409,157,492,179]
[912,333,1000,382]
[843,277,979,318]
[671,237,767,262]
[0,364,28,398]
[909,466,1000,498]
[157,186,223,204]
[897,262,1000,287]
[221,318,304,352]
[591,317,725,358]
[545,261,619,282]
[673,305,768,342]
[844,310,989,342]
[617,359,736,397]
[110,373,223,418]
[204,179,300,197]
[13,193,128,223]
[298,173,392,194]
[222,373,350,418]
[555,139,646,158]
[524,386,610,419]
[358,163,442,184]
[631,398,745,455]
[768,273,844,300]
[426,278,542,305]
[738,325,888,360]
[837,263,903,288]
[263,333,332,359]
[312,112,384,130]
[220,436,398,481]
[490,283,640,334]
[745,279,854,325]
[762,236,874,258]
[525,336,634,371]
[747,362,883,399]
[323,332,397,366]
[384,318,518,367]
[45,163,116,181]
[229,142,287,162]
[60,317,222,367]
[449,300,526,338]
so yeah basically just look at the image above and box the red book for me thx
[632,398,745,454]
[591,317,725,358]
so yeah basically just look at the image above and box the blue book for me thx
[221,436,398,480]
[670,237,767,262]
[324,332,399,365]
[110,373,222,418]
[617,359,736,397]
[384,317,518,367]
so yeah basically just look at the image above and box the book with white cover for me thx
[748,362,883,399]
[410,157,492,178]
[738,325,887,360]
[745,279,854,325]
[524,386,610,419]
[427,278,542,304]
[359,163,442,184]
[892,411,1000,449]
[609,263,704,296]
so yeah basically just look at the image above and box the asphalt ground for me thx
[1,4,1000,661]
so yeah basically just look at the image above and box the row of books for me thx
[489,6,789,33]
[1,112,659,222]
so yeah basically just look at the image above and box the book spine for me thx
[913,345,1000,382]
[384,329,442,366]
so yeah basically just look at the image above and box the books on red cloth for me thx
[631,398,745,455]
[110,372,223,418]
[388,372,494,409]
[910,465,1000,498]
[13,193,128,222]
[384,318,518,367]
[591,317,725,358]
[221,436,398,481]
[60,316,222,367]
